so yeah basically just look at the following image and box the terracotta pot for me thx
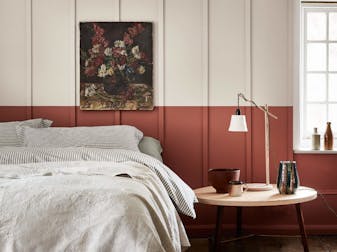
[208,168,240,193]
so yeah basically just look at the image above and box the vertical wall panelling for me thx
[0,0,29,107]
[26,0,32,119]
[287,0,295,160]
[165,0,204,106]
[158,0,166,145]
[164,0,204,188]
[32,0,76,126]
[251,0,289,106]
[120,0,163,138]
[293,0,301,151]
[114,109,121,125]
[76,0,115,21]
[208,0,247,183]
[244,0,252,182]
[120,0,160,104]
[75,0,80,125]
[287,0,293,108]
[202,0,209,185]
[251,0,290,182]
[32,0,75,107]
[114,0,121,125]
[116,0,121,20]
[244,0,252,99]
[284,0,293,160]
[209,0,247,106]
[70,0,77,126]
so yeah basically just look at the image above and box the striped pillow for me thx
[0,119,52,147]
[20,125,143,152]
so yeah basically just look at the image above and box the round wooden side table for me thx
[194,185,317,252]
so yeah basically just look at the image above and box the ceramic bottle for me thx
[324,122,333,150]
[312,127,320,150]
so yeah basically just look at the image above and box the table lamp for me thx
[228,93,278,191]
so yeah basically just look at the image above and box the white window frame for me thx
[294,1,337,151]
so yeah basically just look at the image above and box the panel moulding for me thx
[26,0,32,119]
[158,0,166,145]
[244,0,252,182]
[114,0,121,125]
[70,0,77,126]
[202,0,209,186]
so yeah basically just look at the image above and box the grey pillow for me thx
[138,136,163,162]
[20,125,143,152]
[0,118,52,147]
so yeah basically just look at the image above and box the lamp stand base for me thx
[246,183,273,191]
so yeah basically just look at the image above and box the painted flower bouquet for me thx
[80,22,153,110]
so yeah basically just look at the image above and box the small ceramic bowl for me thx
[208,168,240,193]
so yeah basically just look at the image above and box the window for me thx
[298,2,337,150]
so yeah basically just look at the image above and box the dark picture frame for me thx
[80,22,153,110]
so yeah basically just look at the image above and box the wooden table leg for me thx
[295,203,309,252]
[236,206,242,237]
[213,206,224,252]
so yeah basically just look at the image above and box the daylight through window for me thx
[300,3,337,149]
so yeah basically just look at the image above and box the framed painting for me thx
[80,22,153,110]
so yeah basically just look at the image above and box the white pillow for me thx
[0,119,52,147]
[20,125,143,152]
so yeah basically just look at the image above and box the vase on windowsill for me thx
[312,127,320,150]
[324,122,333,150]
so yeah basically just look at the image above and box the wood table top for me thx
[194,185,317,207]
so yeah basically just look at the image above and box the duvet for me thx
[0,148,196,252]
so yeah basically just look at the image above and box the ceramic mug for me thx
[228,180,247,197]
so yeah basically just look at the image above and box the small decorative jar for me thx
[277,161,299,194]
[312,127,320,150]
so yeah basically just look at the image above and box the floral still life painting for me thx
[80,22,153,110]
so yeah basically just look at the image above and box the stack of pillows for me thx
[0,118,52,147]
[0,119,163,162]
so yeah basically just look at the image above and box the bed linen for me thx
[19,125,143,151]
[0,119,52,147]
[0,148,196,252]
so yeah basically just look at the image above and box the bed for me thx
[0,121,196,252]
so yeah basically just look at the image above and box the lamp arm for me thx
[237,93,278,120]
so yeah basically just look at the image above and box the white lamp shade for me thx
[228,115,248,132]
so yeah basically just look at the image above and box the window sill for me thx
[294,149,337,154]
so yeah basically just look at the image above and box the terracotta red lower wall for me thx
[0,106,336,236]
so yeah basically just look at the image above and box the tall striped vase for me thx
[277,161,300,194]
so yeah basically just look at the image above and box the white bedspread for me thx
[0,147,196,218]
[0,160,190,252]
